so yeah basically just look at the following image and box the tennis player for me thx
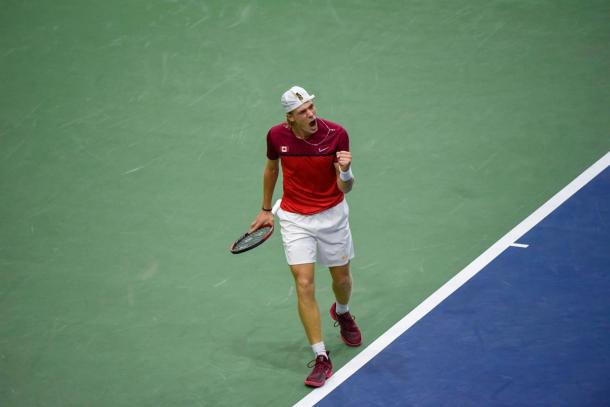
[250,85,362,388]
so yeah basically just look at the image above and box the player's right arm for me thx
[250,159,279,232]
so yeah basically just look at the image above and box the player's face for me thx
[289,101,318,136]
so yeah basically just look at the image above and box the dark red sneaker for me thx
[304,353,333,388]
[330,303,362,347]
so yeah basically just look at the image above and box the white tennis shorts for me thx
[277,199,355,267]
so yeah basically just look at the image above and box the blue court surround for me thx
[317,168,610,406]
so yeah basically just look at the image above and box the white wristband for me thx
[339,167,353,181]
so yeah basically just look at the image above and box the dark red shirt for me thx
[267,118,350,215]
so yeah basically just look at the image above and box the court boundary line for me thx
[294,151,610,407]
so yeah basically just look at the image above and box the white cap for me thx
[281,85,315,113]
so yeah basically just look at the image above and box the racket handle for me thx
[271,199,282,215]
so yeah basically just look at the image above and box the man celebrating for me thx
[250,85,362,388]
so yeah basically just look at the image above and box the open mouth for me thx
[309,119,317,128]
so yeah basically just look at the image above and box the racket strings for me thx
[232,225,273,252]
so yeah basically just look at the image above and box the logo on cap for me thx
[295,92,303,101]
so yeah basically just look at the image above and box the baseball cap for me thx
[281,85,315,113]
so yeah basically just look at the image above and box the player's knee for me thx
[331,268,351,285]
[295,277,315,295]
[334,275,351,289]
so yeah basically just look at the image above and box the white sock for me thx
[335,302,349,315]
[311,341,327,358]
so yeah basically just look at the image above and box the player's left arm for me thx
[335,150,354,193]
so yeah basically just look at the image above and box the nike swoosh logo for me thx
[319,147,329,152]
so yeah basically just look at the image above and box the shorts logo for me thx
[281,146,288,153]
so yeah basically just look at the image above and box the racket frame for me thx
[229,224,274,254]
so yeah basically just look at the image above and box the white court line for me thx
[294,151,610,407]
[510,243,530,248]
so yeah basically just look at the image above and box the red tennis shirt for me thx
[266,118,350,215]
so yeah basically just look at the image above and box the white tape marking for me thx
[509,243,529,248]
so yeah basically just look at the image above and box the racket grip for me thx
[271,199,282,215]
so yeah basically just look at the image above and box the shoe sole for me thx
[330,304,362,347]
[304,370,333,388]
[339,335,361,347]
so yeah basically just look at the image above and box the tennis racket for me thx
[230,200,281,254]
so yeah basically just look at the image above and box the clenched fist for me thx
[336,151,352,172]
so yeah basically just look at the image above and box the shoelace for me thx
[307,355,330,369]
[333,313,357,328]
